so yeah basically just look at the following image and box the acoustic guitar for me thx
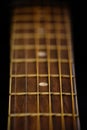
[7,5,81,130]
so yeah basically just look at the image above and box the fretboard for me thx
[8,6,80,130]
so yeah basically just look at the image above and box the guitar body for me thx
[8,5,80,130]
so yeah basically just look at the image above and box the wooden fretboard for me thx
[8,6,80,130]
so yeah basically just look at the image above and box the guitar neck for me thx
[8,6,80,130]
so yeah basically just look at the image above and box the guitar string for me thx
[46,7,53,130]
[25,22,28,130]
[51,7,58,129]
[41,7,52,130]
[51,6,65,129]
[64,9,77,130]
[33,7,40,130]
[8,16,15,130]
[54,7,66,129]
[14,18,17,129]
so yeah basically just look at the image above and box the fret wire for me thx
[12,46,35,49]
[64,11,79,130]
[12,59,72,63]
[12,14,67,22]
[12,24,65,30]
[12,59,36,62]
[11,74,75,78]
[12,20,67,28]
[10,92,76,96]
[54,12,65,130]
[12,45,68,50]
[9,113,78,117]
[11,74,36,77]
[33,10,40,130]
[45,13,53,130]
[13,27,66,34]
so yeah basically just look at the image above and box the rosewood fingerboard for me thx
[8,6,80,130]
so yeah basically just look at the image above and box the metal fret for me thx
[9,113,79,117]
[12,59,72,62]
[12,24,34,30]
[11,74,75,78]
[10,92,77,96]
[11,33,70,39]
[12,45,68,49]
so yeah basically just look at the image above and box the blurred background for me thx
[0,0,86,130]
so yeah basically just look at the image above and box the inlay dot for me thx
[39,82,48,87]
[38,51,46,57]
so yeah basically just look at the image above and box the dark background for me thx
[0,0,86,130]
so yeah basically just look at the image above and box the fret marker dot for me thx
[39,82,48,87]
[38,51,46,57]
